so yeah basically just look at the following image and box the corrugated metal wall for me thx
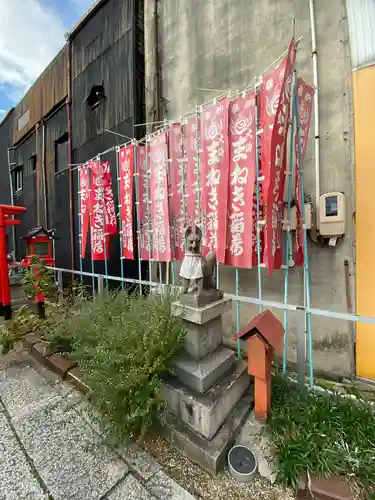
[0,111,14,206]
[12,49,67,143]
[13,132,38,258]
[0,0,146,274]
[346,0,375,70]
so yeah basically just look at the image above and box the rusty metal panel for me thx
[71,0,133,79]
[71,30,133,150]
[12,48,67,143]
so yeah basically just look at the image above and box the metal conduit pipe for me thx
[309,0,321,228]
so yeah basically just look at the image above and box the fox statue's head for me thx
[185,226,202,255]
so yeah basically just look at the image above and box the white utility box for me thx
[282,203,313,231]
[319,192,345,239]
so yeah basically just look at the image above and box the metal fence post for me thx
[97,275,104,295]
[296,306,306,387]
[57,270,63,305]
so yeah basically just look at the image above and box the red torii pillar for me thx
[0,205,26,320]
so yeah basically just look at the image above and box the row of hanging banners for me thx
[79,40,314,276]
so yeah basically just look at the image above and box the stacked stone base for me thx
[162,298,252,475]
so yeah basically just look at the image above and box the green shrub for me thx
[45,292,185,438]
[267,375,375,498]
[23,255,56,300]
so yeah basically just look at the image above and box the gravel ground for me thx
[139,433,294,500]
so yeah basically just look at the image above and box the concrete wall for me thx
[144,0,355,377]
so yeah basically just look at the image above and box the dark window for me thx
[55,133,69,173]
[30,155,37,173]
[86,84,106,110]
[14,166,23,192]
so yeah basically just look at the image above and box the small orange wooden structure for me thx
[234,309,284,421]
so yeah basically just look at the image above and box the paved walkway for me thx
[0,359,196,500]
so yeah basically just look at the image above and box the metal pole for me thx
[294,91,314,388]
[115,147,125,291]
[165,130,176,288]
[57,270,63,305]
[133,142,143,295]
[98,274,104,295]
[283,71,297,376]
[145,137,153,293]
[77,167,83,283]
[97,155,108,289]
[255,82,263,313]
[88,162,95,294]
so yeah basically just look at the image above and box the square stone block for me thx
[172,298,231,325]
[184,315,223,360]
[172,346,235,393]
[163,360,251,440]
[161,395,252,475]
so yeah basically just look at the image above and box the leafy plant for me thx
[267,375,375,498]
[45,291,185,438]
[23,255,56,300]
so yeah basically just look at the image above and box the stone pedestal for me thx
[162,298,252,475]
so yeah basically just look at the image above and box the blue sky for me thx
[0,0,95,119]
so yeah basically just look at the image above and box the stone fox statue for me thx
[179,226,217,295]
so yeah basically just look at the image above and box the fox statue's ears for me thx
[185,225,202,240]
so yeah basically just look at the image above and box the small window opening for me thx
[86,83,105,110]
[30,155,37,173]
[14,166,23,192]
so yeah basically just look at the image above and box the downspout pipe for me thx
[41,120,48,227]
[309,0,321,228]
[7,147,16,257]
[66,35,76,271]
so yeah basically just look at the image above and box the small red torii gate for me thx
[0,204,26,320]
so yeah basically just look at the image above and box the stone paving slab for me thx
[0,361,197,500]
[0,363,60,418]
[12,396,128,500]
[118,441,162,480]
[146,471,197,500]
[107,474,157,500]
[0,412,47,500]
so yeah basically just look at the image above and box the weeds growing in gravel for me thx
[267,375,375,499]
[45,291,186,438]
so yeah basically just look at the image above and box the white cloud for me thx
[0,0,66,104]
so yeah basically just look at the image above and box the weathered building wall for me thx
[12,49,67,144]
[346,0,375,380]
[0,110,15,252]
[144,0,355,376]
[12,132,38,258]
[71,0,146,280]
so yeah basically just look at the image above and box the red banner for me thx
[149,133,172,262]
[264,39,296,274]
[226,93,256,268]
[118,146,134,260]
[184,119,200,227]
[200,99,230,263]
[90,160,106,261]
[169,123,186,261]
[295,77,314,266]
[79,165,90,258]
[260,57,288,202]
[101,161,117,236]
[136,145,151,260]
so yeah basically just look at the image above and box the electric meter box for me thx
[319,192,345,237]
[282,203,313,232]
